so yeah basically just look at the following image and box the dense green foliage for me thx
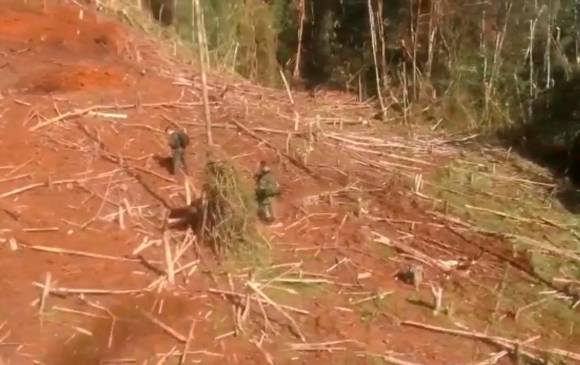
[147,0,580,172]
[168,0,288,85]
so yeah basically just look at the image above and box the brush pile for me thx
[201,156,259,256]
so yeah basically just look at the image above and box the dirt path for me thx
[0,1,578,365]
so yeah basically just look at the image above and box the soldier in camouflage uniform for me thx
[166,127,190,175]
[255,161,280,223]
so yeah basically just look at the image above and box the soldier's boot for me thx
[172,148,183,175]
[180,153,189,175]
[263,202,275,223]
[258,201,274,223]
[171,152,178,175]
[257,203,266,221]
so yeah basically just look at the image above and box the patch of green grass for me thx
[206,305,242,340]
[533,300,580,337]
[251,267,331,309]
[428,157,580,274]
[278,280,329,297]
[496,279,579,341]
[373,242,398,260]
[336,352,386,365]
[222,238,271,270]
[426,152,580,338]
[368,356,387,365]
[353,293,395,325]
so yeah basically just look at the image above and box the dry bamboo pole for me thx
[425,0,437,78]
[193,0,213,145]
[401,63,409,125]
[377,0,389,90]
[199,1,210,67]
[575,1,579,64]
[528,18,537,121]
[411,0,421,100]
[528,10,543,98]
[544,7,552,89]
[367,0,387,119]
[294,0,306,79]
[480,7,487,125]
[358,72,364,102]
[480,8,486,53]
[483,2,512,127]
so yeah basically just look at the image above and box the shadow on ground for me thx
[168,199,202,231]
[153,154,175,175]
[500,74,580,214]
[555,186,580,214]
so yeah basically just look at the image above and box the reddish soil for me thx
[0,1,578,365]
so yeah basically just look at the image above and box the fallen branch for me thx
[553,277,580,286]
[464,204,533,223]
[401,320,580,362]
[79,296,118,349]
[182,121,307,136]
[214,331,235,341]
[208,288,309,315]
[52,306,109,320]
[251,337,274,365]
[139,310,187,343]
[133,166,176,184]
[155,346,177,365]
[247,281,306,341]
[350,291,393,305]
[157,350,224,358]
[506,233,580,264]
[230,119,317,177]
[163,232,175,286]
[31,105,111,131]
[381,355,426,365]
[472,350,508,365]
[99,359,136,364]
[514,297,552,322]
[288,339,364,352]
[30,100,201,132]
[401,320,521,345]
[372,232,451,273]
[470,335,541,365]
[0,179,77,199]
[0,182,46,199]
[179,320,196,365]
[20,243,141,263]
[38,272,52,318]
[325,133,415,150]
[87,111,128,120]
[22,227,59,233]
[33,283,147,296]
[356,351,424,365]
[0,174,31,184]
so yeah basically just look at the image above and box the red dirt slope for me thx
[0,1,578,365]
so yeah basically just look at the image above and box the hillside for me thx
[0,1,579,365]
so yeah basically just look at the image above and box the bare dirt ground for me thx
[0,1,579,365]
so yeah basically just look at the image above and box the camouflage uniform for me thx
[255,164,280,223]
[168,130,190,175]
